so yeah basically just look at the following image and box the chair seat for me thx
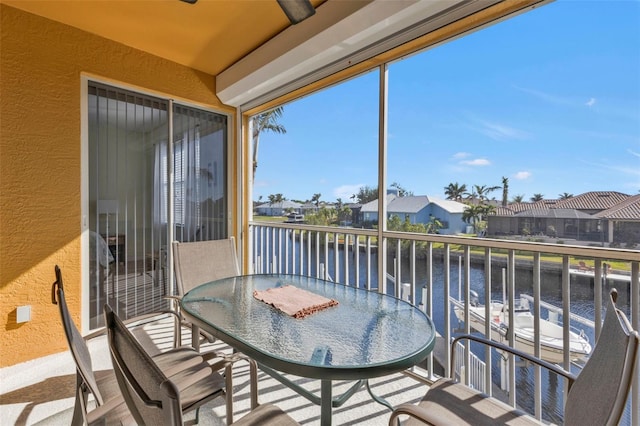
[170,361,227,411]
[93,368,122,402]
[153,346,228,413]
[406,378,540,426]
[91,347,226,423]
[231,403,300,426]
[85,394,136,426]
[153,346,208,376]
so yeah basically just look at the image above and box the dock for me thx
[569,268,631,284]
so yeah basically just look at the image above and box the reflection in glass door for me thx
[88,82,228,328]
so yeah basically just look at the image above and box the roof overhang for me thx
[217,0,501,109]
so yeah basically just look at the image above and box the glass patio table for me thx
[180,274,436,425]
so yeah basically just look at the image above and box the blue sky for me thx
[254,0,640,204]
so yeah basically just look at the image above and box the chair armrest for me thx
[164,295,182,313]
[124,310,181,323]
[389,402,453,426]
[451,334,577,385]
[85,395,134,425]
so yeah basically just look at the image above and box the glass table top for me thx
[181,274,436,380]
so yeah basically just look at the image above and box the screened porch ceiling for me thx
[3,0,546,109]
[3,0,326,77]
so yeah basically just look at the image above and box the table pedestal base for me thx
[258,364,394,425]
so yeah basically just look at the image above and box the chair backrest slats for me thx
[564,289,639,425]
[105,304,183,426]
[52,265,104,405]
[172,237,239,295]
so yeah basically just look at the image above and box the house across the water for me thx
[487,191,640,247]
[359,194,468,235]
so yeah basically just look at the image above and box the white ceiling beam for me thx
[216,0,492,109]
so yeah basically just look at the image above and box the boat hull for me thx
[451,298,591,364]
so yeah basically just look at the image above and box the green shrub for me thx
[546,225,557,238]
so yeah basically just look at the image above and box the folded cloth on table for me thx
[253,285,338,318]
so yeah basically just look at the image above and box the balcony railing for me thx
[249,221,639,425]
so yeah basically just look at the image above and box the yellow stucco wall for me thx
[0,5,231,367]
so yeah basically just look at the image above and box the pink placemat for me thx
[253,285,338,318]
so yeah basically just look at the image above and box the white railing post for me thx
[401,282,411,302]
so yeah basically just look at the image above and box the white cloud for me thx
[513,85,573,106]
[333,184,365,201]
[515,85,600,112]
[476,119,530,141]
[513,171,532,180]
[629,149,640,159]
[452,152,471,159]
[460,158,491,166]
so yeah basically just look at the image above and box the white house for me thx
[360,195,468,235]
[255,200,303,216]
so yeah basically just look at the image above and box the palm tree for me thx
[461,204,484,231]
[267,193,285,206]
[251,107,286,180]
[425,216,443,234]
[559,192,573,200]
[473,184,501,201]
[501,176,509,207]
[530,193,544,202]
[462,203,495,232]
[512,194,525,203]
[444,182,467,201]
[311,193,321,206]
[478,203,496,219]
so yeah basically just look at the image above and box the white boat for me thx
[450,292,591,363]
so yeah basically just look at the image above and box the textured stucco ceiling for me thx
[2,0,326,76]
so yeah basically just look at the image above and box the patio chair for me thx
[52,265,230,425]
[389,288,639,426]
[105,304,298,426]
[171,237,240,350]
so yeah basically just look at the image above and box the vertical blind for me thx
[88,82,228,329]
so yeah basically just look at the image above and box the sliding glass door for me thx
[87,82,228,328]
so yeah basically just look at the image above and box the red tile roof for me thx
[506,202,538,213]
[493,206,516,216]
[596,194,640,220]
[534,199,559,208]
[553,191,629,210]
[489,191,637,219]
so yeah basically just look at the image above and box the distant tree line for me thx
[443,178,574,233]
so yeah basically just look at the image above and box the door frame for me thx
[80,74,233,332]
